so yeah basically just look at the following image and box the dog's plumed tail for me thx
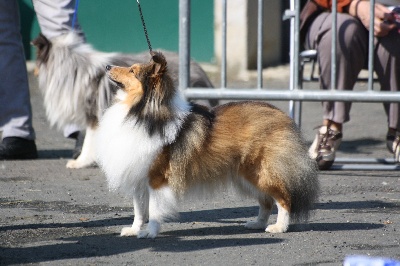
[276,126,319,222]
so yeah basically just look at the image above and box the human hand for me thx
[349,1,397,37]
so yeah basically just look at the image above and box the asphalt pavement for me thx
[0,63,399,265]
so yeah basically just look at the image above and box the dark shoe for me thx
[69,131,85,159]
[309,126,342,170]
[0,137,38,160]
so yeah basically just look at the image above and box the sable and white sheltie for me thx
[32,32,215,168]
[96,51,319,239]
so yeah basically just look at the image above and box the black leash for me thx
[136,0,153,54]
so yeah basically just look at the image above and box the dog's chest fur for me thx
[96,95,192,195]
[95,102,162,193]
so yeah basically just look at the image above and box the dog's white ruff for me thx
[96,103,164,195]
[96,93,190,193]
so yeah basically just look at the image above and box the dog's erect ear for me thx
[31,33,49,47]
[150,51,167,75]
[31,33,51,64]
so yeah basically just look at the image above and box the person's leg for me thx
[374,30,400,155]
[0,0,37,159]
[309,13,368,126]
[305,12,368,169]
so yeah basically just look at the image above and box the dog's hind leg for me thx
[245,195,274,230]
[66,127,97,168]
[265,199,290,233]
[121,187,149,237]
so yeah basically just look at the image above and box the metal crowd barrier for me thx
[178,0,400,170]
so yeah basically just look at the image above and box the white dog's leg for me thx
[138,186,177,239]
[245,196,273,230]
[137,219,161,239]
[265,201,290,233]
[121,188,149,237]
[66,127,96,168]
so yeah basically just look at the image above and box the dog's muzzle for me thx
[105,65,124,91]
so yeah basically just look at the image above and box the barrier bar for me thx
[293,0,302,125]
[179,0,190,92]
[335,158,396,164]
[331,0,337,90]
[331,164,400,170]
[184,88,400,102]
[221,0,227,88]
[288,0,296,119]
[257,0,263,89]
[368,0,375,91]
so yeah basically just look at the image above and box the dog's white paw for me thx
[137,229,158,239]
[66,159,95,169]
[120,226,139,237]
[244,220,266,230]
[265,223,288,233]
[66,159,79,169]
[137,220,160,239]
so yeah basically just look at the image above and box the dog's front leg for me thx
[121,187,149,237]
[66,127,96,169]
[137,186,177,239]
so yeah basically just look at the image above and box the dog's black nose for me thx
[105,65,112,71]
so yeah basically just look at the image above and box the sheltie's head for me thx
[105,51,187,137]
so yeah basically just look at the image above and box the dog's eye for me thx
[129,69,134,74]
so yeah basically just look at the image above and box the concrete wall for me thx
[214,0,283,79]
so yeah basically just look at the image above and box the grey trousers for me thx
[305,12,400,130]
[0,0,35,140]
[0,0,83,141]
